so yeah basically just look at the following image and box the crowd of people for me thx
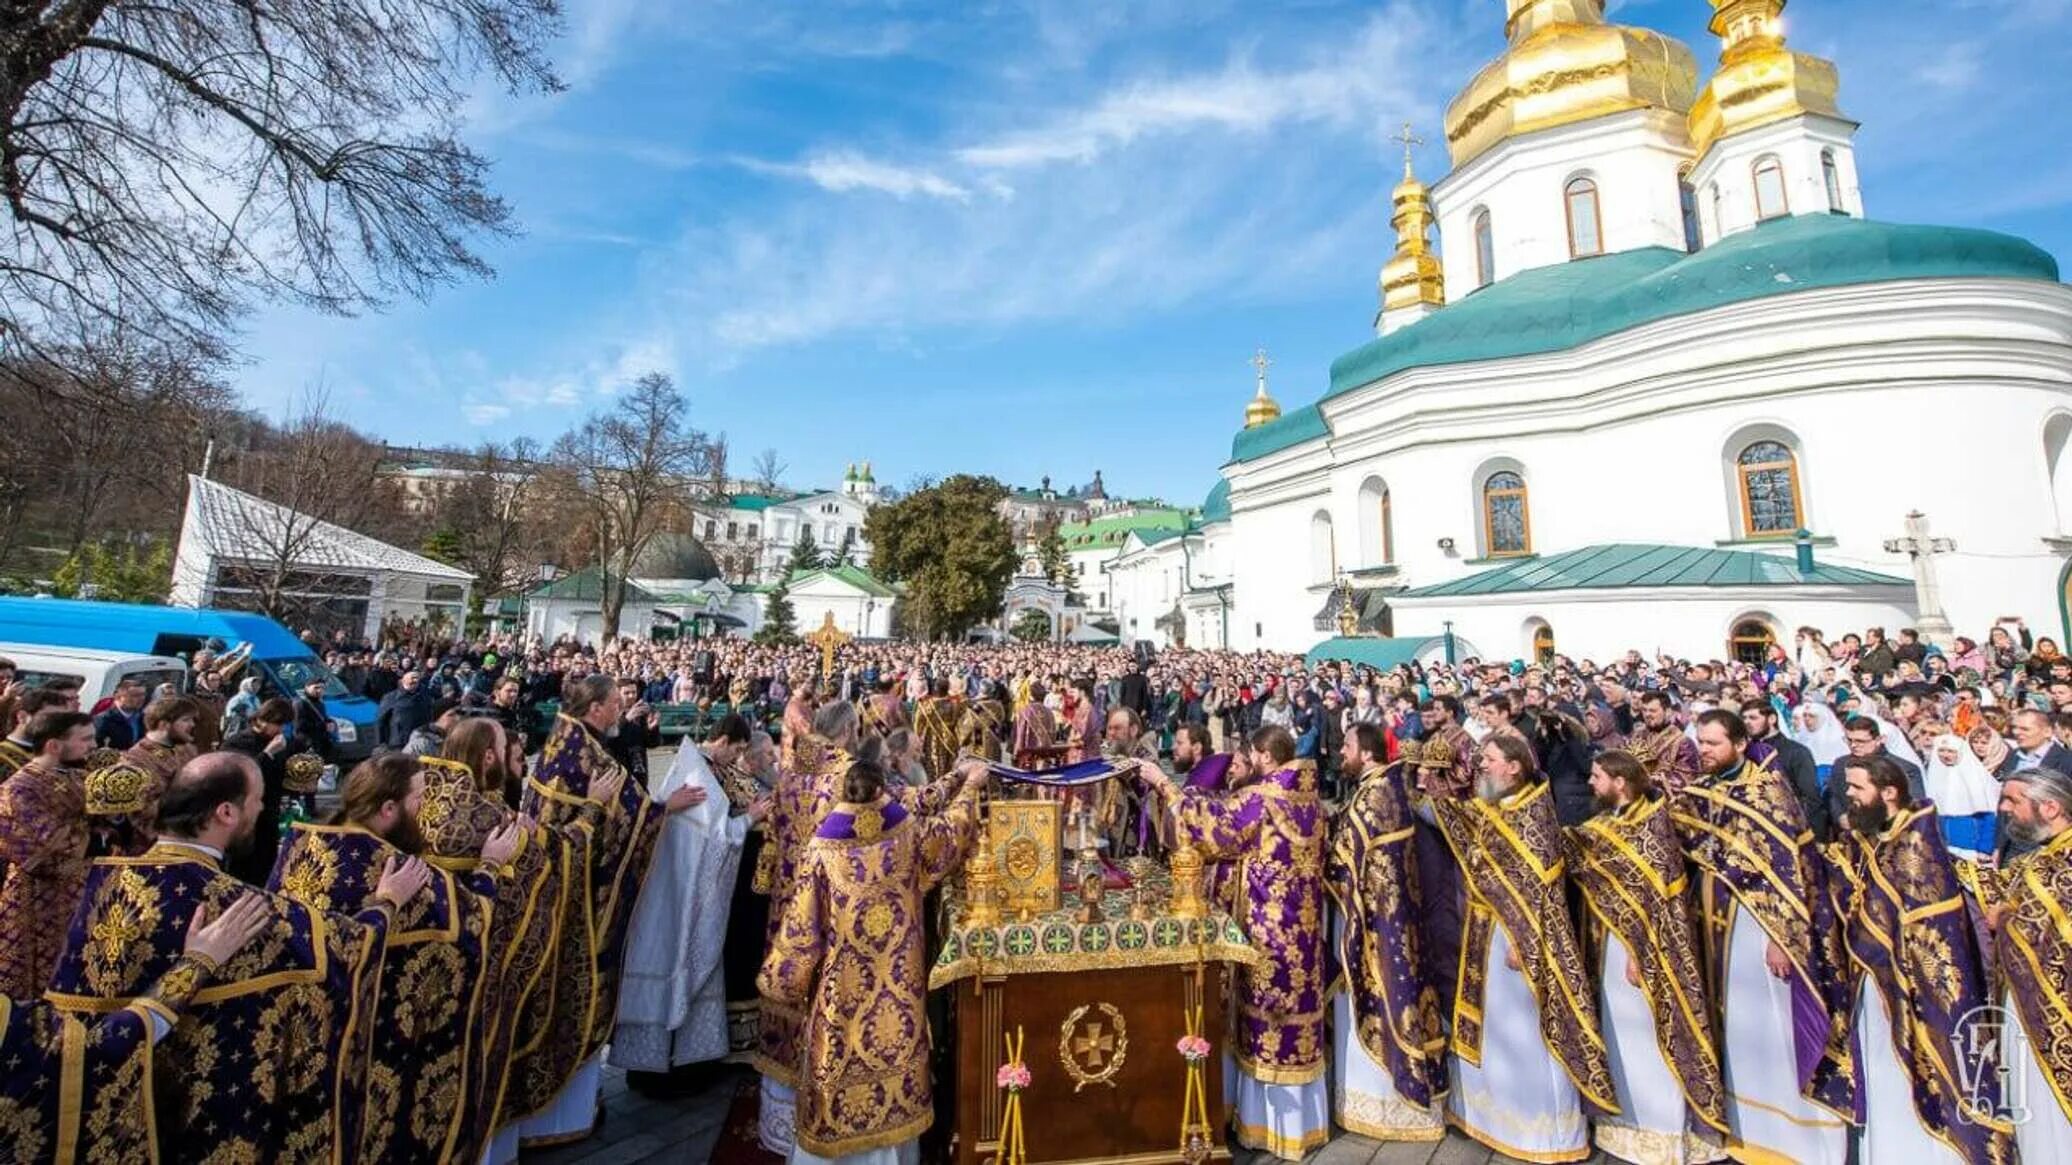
[0,610,2064,1163]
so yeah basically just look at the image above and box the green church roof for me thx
[787,563,897,598]
[1232,215,2060,464]
[1200,479,1232,524]
[526,567,660,604]
[1056,509,1189,549]
[1398,543,1908,598]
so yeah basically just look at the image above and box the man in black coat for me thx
[1743,702,1829,840]
[2001,708,2072,779]
[290,677,336,762]
[92,680,148,749]
[221,698,293,886]
[375,669,433,751]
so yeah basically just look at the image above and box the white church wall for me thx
[1689,114,1862,244]
[1431,109,1696,302]
[1230,277,2072,653]
[1390,588,1916,664]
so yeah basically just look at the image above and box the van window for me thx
[126,668,187,697]
[264,656,350,700]
[16,668,86,690]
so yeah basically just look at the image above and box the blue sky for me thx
[233,0,2072,507]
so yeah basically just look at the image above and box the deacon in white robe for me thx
[612,722,762,1076]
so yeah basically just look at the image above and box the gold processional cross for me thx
[806,611,851,679]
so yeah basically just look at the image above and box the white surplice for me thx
[1445,925,1589,1162]
[1853,974,1963,1164]
[1328,907,1443,1142]
[1596,937,1726,1165]
[1717,906,1848,1165]
[1224,1051,1329,1162]
[612,739,750,1072]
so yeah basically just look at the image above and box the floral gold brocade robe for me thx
[1175,765,1327,1085]
[0,759,89,998]
[526,714,665,1059]
[1429,780,1618,1114]
[45,844,391,1164]
[1996,824,2072,1130]
[1832,803,2012,1164]
[758,785,981,1157]
[752,742,845,1086]
[1566,792,1728,1134]
[1326,761,1445,1109]
[268,822,498,1165]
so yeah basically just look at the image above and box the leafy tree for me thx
[1010,609,1053,643]
[864,475,1016,641]
[832,527,857,568]
[421,527,465,564]
[757,581,797,644]
[1034,515,1078,603]
[786,526,821,578]
[50,540,171,602]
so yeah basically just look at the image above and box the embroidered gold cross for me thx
[1074,1023,1114,1068]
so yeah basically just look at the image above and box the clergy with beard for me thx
[956,681,1009,764]
[1993,765,2072,1161]
[615,714,770,1090]
[1673,710,1855,1165]
[1832,753,2010,1165]
[268,754,517,1164]
[91,695,201,856]
[1171,723,1232,792]
[0,709,94,997]
[1630,691,1702,798]
[1428,733,1616,1163]
[47,751,426,1163]
[1569,749,1729,1165]
[1325,725,1445,1143]
[1142,725,1329,1162]
[432,717,621,1165]
[0,891,271,1161]
[1414,695,1475,798]
[523,673,706,1147]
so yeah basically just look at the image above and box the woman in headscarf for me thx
[1967,724,2010,777]
[1790,702,1849,790]
[2024,635,2064,683]
[220,674,264,738]
[1923,733,2000,860]
[1947,637,1988,677]
[1986,624,2030,684]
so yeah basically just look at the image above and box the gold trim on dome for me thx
[1687,0,1846,159]
[1444,0,1698,169]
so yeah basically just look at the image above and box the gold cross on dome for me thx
[1074,1023,1115,1067]
[1390,122,1425,176]
[1249,347,1271,391]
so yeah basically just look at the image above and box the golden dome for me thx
[1243,347,1281,430]
[1443,0,1699,169]
[1380,140,1444,313]
[1688,0,1844,159]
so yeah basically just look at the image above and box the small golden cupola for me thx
[1242,347,1281,430]
[1376,123,1445,336]
[1687,0,1844,160]
[1443,0,1698,170]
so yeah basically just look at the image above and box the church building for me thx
[1191,0,2070,662]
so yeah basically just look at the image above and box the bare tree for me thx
[421,438,552,601]
[541,373,711,640]
[204,393,409,632]
[750,448,787,495]
[0,2,563,370]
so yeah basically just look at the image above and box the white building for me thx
[1214,0,2070,662]
[783,565,898,639]
[524,567,660,643]
[170,474,473,639]
[695,463,883,584]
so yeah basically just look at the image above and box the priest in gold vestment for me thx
[46,751,427,1163]
[759,755,983,1164]
[0,710,94,998]
[268,754,514,1164]
[1991,766,2072,1161]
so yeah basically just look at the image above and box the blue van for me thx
[0,597,378,760]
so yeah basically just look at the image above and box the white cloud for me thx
[1916,40,1983,92]
[740,151,974,202]
[464,402,513,425]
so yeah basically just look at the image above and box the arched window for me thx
[1821,150,1844,213]
[1472,208,1495,288]
[1753,155,1788,221]
[1310,510,1337,584]
[1356,477,1394,566]
[1729,619,1775,665]
[1736,440,1802,536]
[1532,623,1556,665]
[1679,173,1702,252]
[1564,177,1603,258]
[1481,471,1531,557]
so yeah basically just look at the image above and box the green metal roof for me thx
[787,563,897,598]
[1232,215,2060,464]
[1398,543,1908,598]
[726,494,793,511]
[1056,509,1189,549]
[527,567,660,604]
[1306,635,1455,670]
[1200,479,1231,524]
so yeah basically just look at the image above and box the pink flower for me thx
[996,1061,1032,1092]
[1176,1034,1212,1062]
